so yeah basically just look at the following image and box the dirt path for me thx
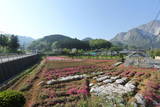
[24,63,45,107]
[9,65,38,90]
[24,70,43,107]
[8,68,44,107]
[7,60,46,107]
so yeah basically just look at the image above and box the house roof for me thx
[127,52,148,58]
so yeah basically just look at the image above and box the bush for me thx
[0,90,26,107]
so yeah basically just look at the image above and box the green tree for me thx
[110,46,122,52]
[0,34,8,48]
[54,39,90,49]
[62,48,70,54]
[0,34,9,53]
[8,35,19,52]
[148,49,160,58]
[89,39,112,49]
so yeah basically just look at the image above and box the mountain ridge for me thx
[111,20,160,49]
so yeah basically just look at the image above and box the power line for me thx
[149,9,160,32]
[148,5,160,50]
[150,0,160,30]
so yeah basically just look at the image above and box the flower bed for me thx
[47,56,82,62]
[142,80,160,106]
[43,65,108,80]
[35,79,90,107]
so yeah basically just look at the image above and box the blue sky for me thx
[0,0,159,40]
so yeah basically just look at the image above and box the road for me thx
[0,54,37,64]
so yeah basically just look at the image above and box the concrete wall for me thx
[0,55,39,83]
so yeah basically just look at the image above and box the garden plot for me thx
[34,79,90,107]
[30,58,116,107]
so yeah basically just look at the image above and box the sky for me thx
[0,0,160,40]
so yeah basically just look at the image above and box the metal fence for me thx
[0,53,37,63]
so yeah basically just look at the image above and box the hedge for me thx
[0,90,26,107]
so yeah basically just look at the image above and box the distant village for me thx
[83,49,160,69]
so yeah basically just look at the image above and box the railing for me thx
[0,53,37,63]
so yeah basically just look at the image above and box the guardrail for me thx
[0,53,37,63]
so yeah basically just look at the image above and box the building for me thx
[124,52,160,68]
[155,56,160,60]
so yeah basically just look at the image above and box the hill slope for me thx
[82,37,93,41]
[28,34,89,51]
[28,34,72,51]
[18,36,34,48]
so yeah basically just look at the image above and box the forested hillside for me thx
[28,34,112,52]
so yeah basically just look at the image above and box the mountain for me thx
[28,34,90,51]
[82,37,93,41]
[18,36,34,48]
[38,34,72,43]
[28,34,71,51]
[138,20,160,35]
[111,20,160,49]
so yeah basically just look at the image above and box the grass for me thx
[18,59,45,91]
[0,63,38,91]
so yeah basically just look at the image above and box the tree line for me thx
[29,38,114,52]
[0,34,20,53]
[51,39,113,50]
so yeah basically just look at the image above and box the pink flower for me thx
[77,89,89,95]
[66,88,78,95]
[144,96,154,102]
[66,87,89,96]
[44,65,102,79]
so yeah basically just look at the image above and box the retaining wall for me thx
[0,55,40,83]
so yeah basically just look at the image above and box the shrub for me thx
[0,90,26,107]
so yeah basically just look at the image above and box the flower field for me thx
[6,56,160,107]
[32,57,115,106]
